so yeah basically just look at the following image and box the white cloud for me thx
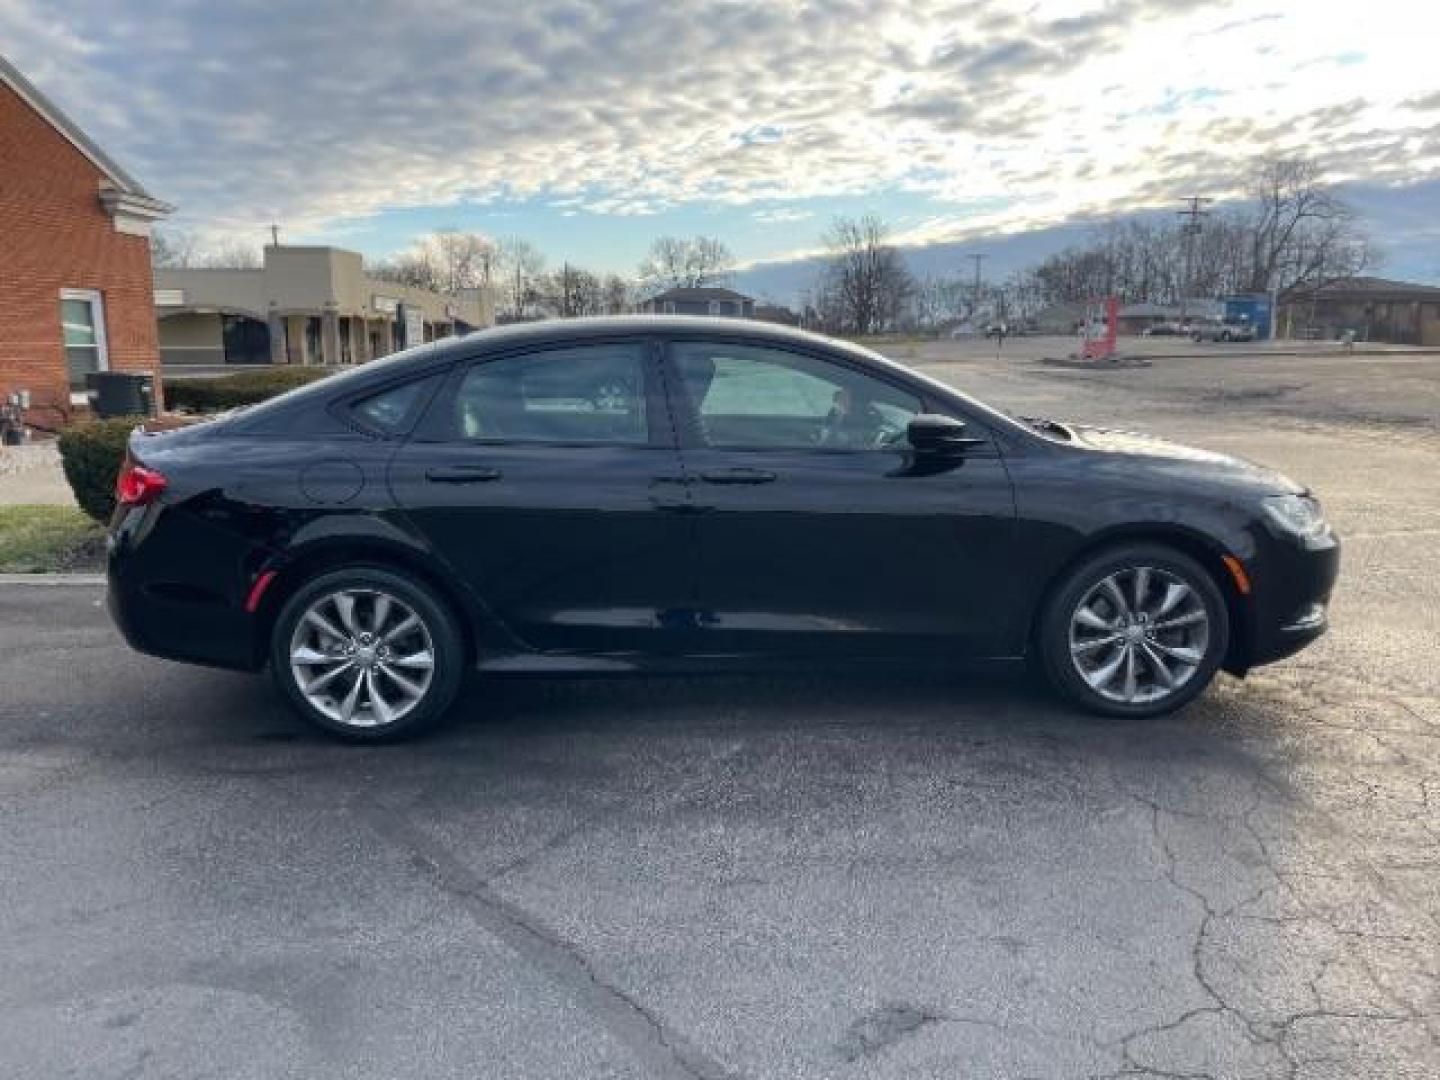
[2,0,1437,248]
[752,206,814,224]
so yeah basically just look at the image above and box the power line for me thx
[1176,196,1213,321]
[966,253,987,319]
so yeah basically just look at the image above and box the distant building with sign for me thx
[154,245,495,368]
[0,53,172,428]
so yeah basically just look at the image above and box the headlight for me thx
[1262,494,1329,540]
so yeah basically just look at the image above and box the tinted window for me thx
[672,343,921,450]
[446,344,649,444]
[353,374,441,433]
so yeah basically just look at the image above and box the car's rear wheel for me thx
[1037,543,1228,718]
[270,566,464,741]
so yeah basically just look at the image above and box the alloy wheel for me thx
[288,587,436,728]
[1067,565,1211,705]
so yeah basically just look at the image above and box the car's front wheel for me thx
[270,566,465,741]
[1037,544,1229,718]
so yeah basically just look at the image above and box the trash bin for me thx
[86,372,156,418]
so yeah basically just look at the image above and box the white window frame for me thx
[59,288,109,404]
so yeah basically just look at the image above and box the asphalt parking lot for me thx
[2,339,1437,1079]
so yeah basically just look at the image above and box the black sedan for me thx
[107,317,1339,741]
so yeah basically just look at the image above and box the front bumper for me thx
[1243,532,1340,668]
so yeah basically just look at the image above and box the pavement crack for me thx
[836,1002,996,1063]
[351,802,739,1080]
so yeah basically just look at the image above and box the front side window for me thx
[444,343,649,444]
[60,290,108,391]
[672,342,921,450]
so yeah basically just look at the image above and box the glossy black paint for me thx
[106,317,1338,680]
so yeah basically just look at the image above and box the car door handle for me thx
[699,468,777,485]
[425,466,502,483]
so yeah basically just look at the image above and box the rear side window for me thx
[441,344,649,444]
[351,374,442,434]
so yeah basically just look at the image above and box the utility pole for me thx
[967,253,987,326]
[1176,197,1213,325]
[270,223,281,247]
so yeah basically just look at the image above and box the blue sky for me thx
[5,0,1440,291]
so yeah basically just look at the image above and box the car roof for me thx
[432,314,863,358]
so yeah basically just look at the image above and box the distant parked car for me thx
[983,322,1009,338]
[1192,320,1256,343]
[1142,322,1186,337]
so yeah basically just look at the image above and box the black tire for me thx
[270,565,465,742]
[1036,543,1229,719]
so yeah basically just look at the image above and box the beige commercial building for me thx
[155,245,494,368]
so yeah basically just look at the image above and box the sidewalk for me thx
[0,442,75,506]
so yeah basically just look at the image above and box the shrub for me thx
[58,417,141,522]
[164,366,333,412]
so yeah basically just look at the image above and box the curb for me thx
[1041,356,1153,369]
[0,573,105,586]
[1137,348,1440,360]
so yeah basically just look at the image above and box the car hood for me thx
[1062,422,1305,495]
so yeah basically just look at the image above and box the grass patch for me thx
[0,505,105,573]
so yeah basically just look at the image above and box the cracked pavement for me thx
[1,341,1436,1078]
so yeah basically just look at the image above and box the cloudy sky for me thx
[6,0,1440,285]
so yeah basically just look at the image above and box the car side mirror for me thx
[907,414,985,455]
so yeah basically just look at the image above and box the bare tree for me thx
[150,229,197,268]
[495,237,547,320]
[196,241,263,269]
[816,215,914,334]
[370,250,441,291]
[539,264,603,318]
[372,230,496,294]
[427,230,496,294]
[638,236,734,292]
[1245,159,1369,294]
[150,231,259,269]
[1016,162,1371,311]
[601,273,632,314]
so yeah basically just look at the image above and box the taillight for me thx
[115,461,167,506]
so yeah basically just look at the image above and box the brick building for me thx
[1278,276,1440,346]
[0,54,171,430]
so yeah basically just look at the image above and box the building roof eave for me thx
[0,52,162,201]
[99,187,175,220]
